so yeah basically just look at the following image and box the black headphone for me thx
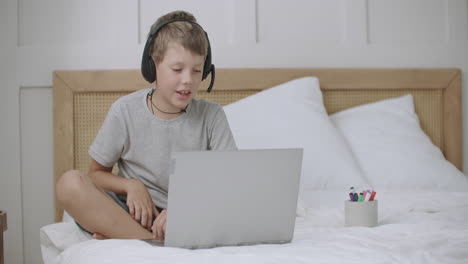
[141,19,215,93]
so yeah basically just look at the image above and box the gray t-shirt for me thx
[89,88,237,208]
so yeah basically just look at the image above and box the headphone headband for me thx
[141,19,215,93]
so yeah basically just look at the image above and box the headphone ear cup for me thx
[206,64,215,93]
[201,31,214,92]
[145,58,156,83]
[142,53,156,83]
[142,58,155,83]
[202,63,211,80]
[202,52,211,80]
[202,31,212,81]
[141,33,156,83]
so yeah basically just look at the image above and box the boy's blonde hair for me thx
[149,11,208,65]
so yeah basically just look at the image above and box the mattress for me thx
[41,190,468,264]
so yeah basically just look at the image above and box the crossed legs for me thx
[56,170,153,239]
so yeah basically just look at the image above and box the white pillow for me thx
[330,94,468,191]
[40,222,91,263]
[223,77,368,196]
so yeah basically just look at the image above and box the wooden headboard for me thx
[53,68,462,221]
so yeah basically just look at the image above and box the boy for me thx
[56,11,237,240]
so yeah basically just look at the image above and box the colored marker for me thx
[358,193,363,202]
[353,193,358,201]
[369,191,376,201]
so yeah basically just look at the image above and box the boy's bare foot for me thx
[92,232,108,240]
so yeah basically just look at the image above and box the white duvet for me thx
[41,190,468,264]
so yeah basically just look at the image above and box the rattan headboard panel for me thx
[74,92,128,173]
[73,90,261,172]
[54,68,462,222]
[73,89,444,173]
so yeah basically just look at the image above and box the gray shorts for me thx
[76,191,163,235]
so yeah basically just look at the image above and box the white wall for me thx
[1,0,467,263]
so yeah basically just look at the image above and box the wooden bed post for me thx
[444,70,463,171]
[0,210,6,264]
[53,72,75,222]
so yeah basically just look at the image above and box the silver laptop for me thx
[159,148,303,249]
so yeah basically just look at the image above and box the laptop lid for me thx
[164,148,303,249]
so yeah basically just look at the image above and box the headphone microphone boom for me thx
[141,19,215,93]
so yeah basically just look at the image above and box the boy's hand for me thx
[125,178,160,229]
[152,209,167,240]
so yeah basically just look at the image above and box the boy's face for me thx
[154,42,205,113]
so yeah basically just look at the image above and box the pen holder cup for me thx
[344,200,378,227]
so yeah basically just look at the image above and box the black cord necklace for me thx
[147,89,187,115]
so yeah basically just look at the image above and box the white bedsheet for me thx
[41,190,468,264]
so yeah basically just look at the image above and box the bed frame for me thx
[53,68,462,222]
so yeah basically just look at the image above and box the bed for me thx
[41,68,468,264]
